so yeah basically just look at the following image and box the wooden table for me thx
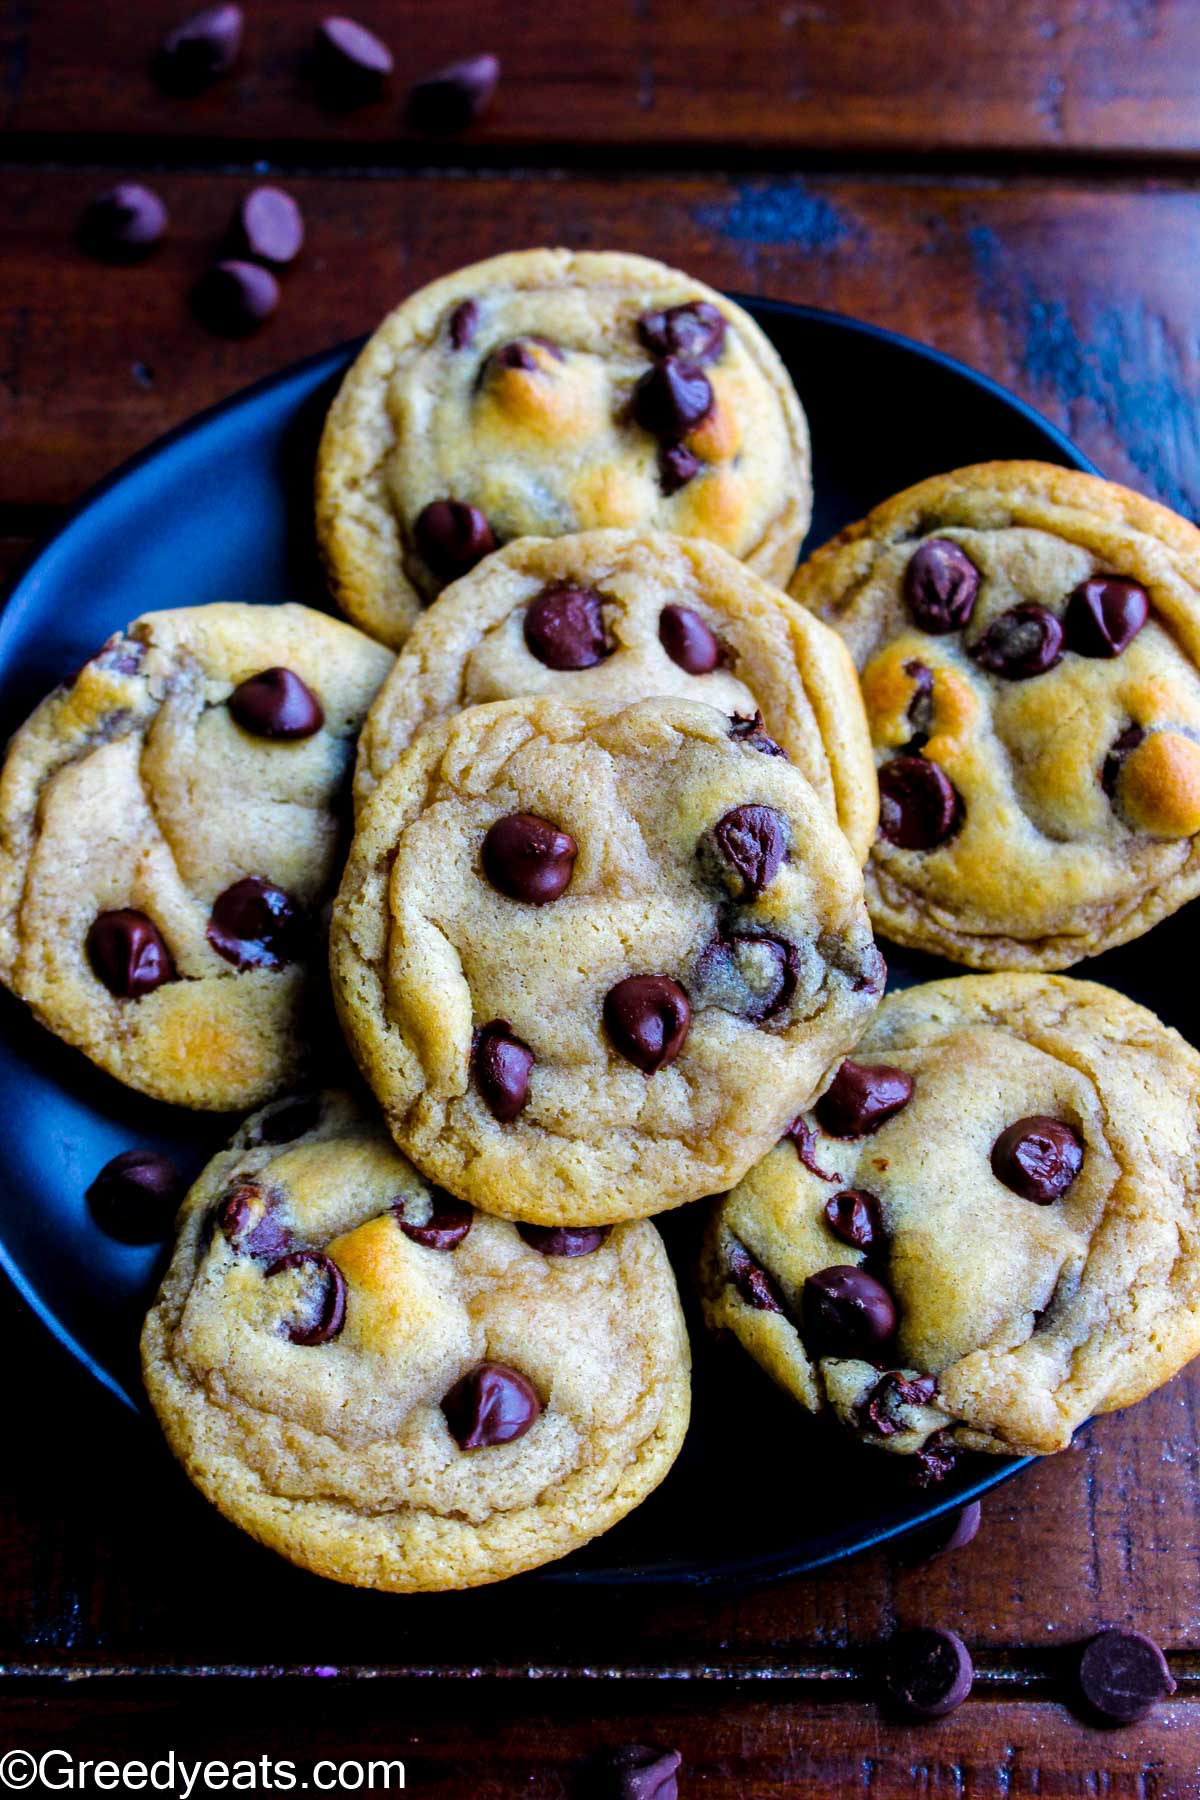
[5,4,1200,1792]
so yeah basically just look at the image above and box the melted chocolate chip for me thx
[157,3,243,93]
[414,499,496,583]
[313,16,394,99]
[877,754,961,850]
[80,184,169,261]
[903,659,935,749]
[801,1265,896,1357]
[659,604,723,673]
[728,711,787,758]
[638,301,727,365]
[815,1061,914,1139]
[1065,576,1150,658]
[408,53,500,133]
[207,877,303,970]
[228,667,324,739]
[523,583,612,669]
[490,336,563,373]
[632,357,713,442]
[230,186,304,268]
[709,805,788,899]
[519,1223,611,1257]
[693,932,798,1024]
[215,1184,292,1260]
[1103,723,1146,796]
[596,1744,682,1800]
[255,1095,322,1144]
[727,1238,785,1313]
[473,1020,534,1122]
[913,1427,958,1486]
[442,1362,541,1449]
[192,260,280,336]
[86,1149,183,1245]
[823,1189,883,1254]
[87,910,175,999]
[482,812,577,904]
[603,975,691,1073]
[859,1370,937,1437]
[1077,1629,1176,1725]
[448,298,479,349]
[971,602,1064,679]
[904,539,980,634]
[395,1188,473,1251]
[785,1118,842,1182]
[991,1115,1083,1203]
[266,1249,347,1345]
[658,444,701,495]
[882,1628,974,1719]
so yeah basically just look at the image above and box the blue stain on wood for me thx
[695,181,851,253]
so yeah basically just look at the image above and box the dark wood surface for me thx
[5,3,1200,1792]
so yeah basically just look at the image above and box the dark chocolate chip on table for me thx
[313,16,394,100]
[970,602,1064,679]
[408,53,500,133]
[881,1627,974,1719]
[473,1020,535,1122]
[591,1743,682,1800]
[659,604,723,674]
[87,909,175,999]
[801,1264,896,1357]
[80,185,169,261]
[604,975,691,1073]
[86,1149,183,1245]
[1077,1628,1176,1725]
[442,1362,541,1449]
[1065,576,1149,658]
[710,804,788,898]
[482,812,577,904]
[156,3,243,92]
[230,187,305,268]
[632,356,713,442]
[207,876,304,970]
[823,1188,883,1253]
[266,1249,347,1345]
[991,1115,1083,1203]
[524,583,612,669]
[815,1060,914,1139]
[192,260,280,336]
[904,539,980,634]
[519,1224,611,1257]
[414,499,496,583]
[904,1499,982,1563]
[877,754,961,850]
[395,1188,473,1252]
[229,667,323,739]
[638,300,727,364]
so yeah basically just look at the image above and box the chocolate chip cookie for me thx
[0,604,392,1109]
[700,973,1200,1463]
[141,1089,691,1591]
[788,463,1200,967]
[316,249,812,648]
[354,529,877,863]
[331,695,882,1225]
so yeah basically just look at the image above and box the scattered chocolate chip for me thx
[877,754,961,850]
[255,1094,322,1144]
[859,1370,937,1437]
[882,1628,974,1719]
[157,3,243,92]
[638,301,726,365]
[595,1743,682,1800]
[633,356,713,442]
[786,1118,842,1182]
[913,1427,958,1485]
[824,1189,883,1254]
[815,1061,914,1139]
[1065,576,1150,659]
[442,1361,541,1449]
[658,444,701,495]
[802,1265,896,1357]
[216,1184,292,1260]
[1077,1628,1176,1725]
[519,1223,611,1257]
[903,658,935,748]
[971,602,1064,679]
[659,604,722,674]
[413,498,496,583]
[207,876,303,970]
[80,184,168,261]
[87,910,175,999]
[603,975,691,1073]
[473,1020,534,1122]
[395,1188,473,1251]
[192,260,280,336]
[991,1115,1083,1203]
[906,1500,982,1563]
[523,582,612,669]
[230,187,304,268]
[904,539,980,634]
[447,298,479,349]
[693,931,798,1024]
[86,1149,183,1245]
[481,812,577,904]
[313,16,393,100]
[408,53,500,133]
[728,711,787,757]
[1103,723,1146,797]
[228,666,323,739]
[266,1249,347,1345]
[727,1238,785,1313]
[490,336,563,373]
[710,804,788,899]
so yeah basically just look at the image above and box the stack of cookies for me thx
[5,249,1200,1593]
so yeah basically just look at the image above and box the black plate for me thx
[0,301,1126,1590]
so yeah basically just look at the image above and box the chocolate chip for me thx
[523,583,612,669]
[904,539,980,634]
[801,1265,896,1357]
[710,804,788,899]
[157,3,242,92]
[658,445,701,495]
[728,711,787,757]
[638,301,726,365]
[448,298,479,349]
[633,357,713,442]
[87,910,175,999]
[86,1149,183,1245]
[216,1184,292,1260]
[877,754,961,850]
[473,1020,534,1122]
[727,1238,785,1313]
[815,1060,914,1139]
[230,187,305,268]
[906,1500,982,1563]
[1103,723,1146,797]
[519,1224,611,1257]
[1077,1628,1176,1725]
[1065,577,1149,658]
[229,667,323,739]
[80,185,169,261]
[490,336,563,373]
[413,498,496,583]
[859,1370,937,1437]
[255,1094,322,1144]
[785,1118,842,1182]
[207,877,303,970]
[659,604,722,674]
[481,812,577,905]
[971,602,1064,679]
[266,1250,347,1345]
[882,1628,974,1719]
[824,1189,883,1253]
[595,1743,681,1800]
[395,1188,473,1251]
[903,658,934,748]
[408,53,500,133]
[693,932,798,1024]
[991,1115,1083,1203]
[313,16,393,100]
[442,1362,541,1449]
[603,975,691,1073]
[192,260,279,336]
[913,1427,958,1486]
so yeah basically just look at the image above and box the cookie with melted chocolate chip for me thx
[316,249,812,648]
[142,1090,690,1591]
[788,462,1200,968]
[700,973,1200,1461]
[331,694,880,1225]
[0,603,392,1109]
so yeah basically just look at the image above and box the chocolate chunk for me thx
[313,16,393,100]
[786,1118,842,1182]
[207,877,303,970]
[859,1370,937,1437]
[595,1743,682,1800]
[971,602,1064,679]
[659,604,723,674]
[490,336,563,373]
[448,298,479,349]
[85,1149,183,1245]
[727,1238,785,1313]
[1065,577,1150,659]
[728,711,787,757]
[638,301,726,365]
[408,53,500,133]
[633,357,713,442]
[904,539,980,634]
[906,1500,982,1562]
[80,184,169,261]
[603,975,691,1073]
[192,260,279,336]
[157,3,243,92]
[231,187,305,268]
[815,1061,914,1139]
[658,444,701,495]
[1077,1628,1176,1725]
[1103,723,1146,797]
[482,812,577,904]
[229,666,323,739]
[801,1265,896,1357]
[913,1427,958,1485]
[395,1188,473,1251]
[823,1189,883,1254]
[882,1628,974,1719]
[413,499,496,583]
[255,1095,322,1144]
[523,583,612,669]
[87,910,175,999]
[473,1020,534,1122]
[266,1250,347,1345]
[442,1362,541,1449]
[710,804,788,898]
[903,658,935,749]
[519,1224,611,1257]
[877,754,961,850]
[991,1115,1083,1203]
[693,931,798,1024]
[215,1184,292,1260]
